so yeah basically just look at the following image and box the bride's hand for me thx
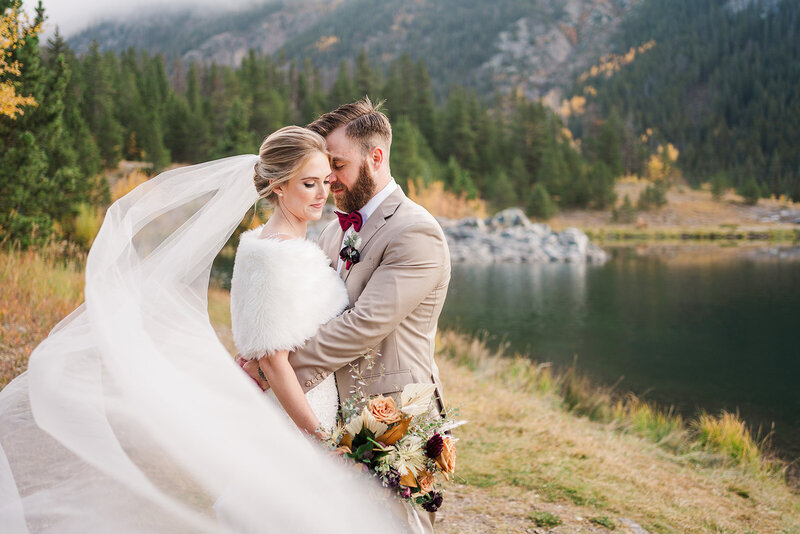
[239,356,270,391]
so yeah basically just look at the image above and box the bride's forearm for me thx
[259,351,322,437]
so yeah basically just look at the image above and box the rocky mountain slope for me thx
[68,0,636,101]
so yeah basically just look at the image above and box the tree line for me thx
[2,0,636,247]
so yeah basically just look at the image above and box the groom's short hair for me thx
[308,97,392,155]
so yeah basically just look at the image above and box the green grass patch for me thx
[590,516,616,529]
[529,510,562,527]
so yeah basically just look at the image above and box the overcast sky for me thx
[35,0,263,37]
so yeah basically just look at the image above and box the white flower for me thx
[345,413,364,437]
[387,435,426,476]
[361,406,388,436]
[343,231,361,249]
[345,406,388,437]
[400,383,437,417]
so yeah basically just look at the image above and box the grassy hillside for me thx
[3,247,797,532]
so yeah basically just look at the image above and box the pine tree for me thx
[587,161,617,209]
[486,169,518,209]
[354,49,376,99]
[412,60,436,148]
[329,60,354,109]
[214,98,256,158]
[81,41,122,166]
[527,183,557,220]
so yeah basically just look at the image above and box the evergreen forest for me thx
[2,0,800,248]
[572,0,800,199]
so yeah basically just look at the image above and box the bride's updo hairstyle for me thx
[254,125,329,204]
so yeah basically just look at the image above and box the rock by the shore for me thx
[440,208,608,264]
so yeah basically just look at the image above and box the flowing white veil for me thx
[0,155,403,533]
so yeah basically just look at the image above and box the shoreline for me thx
[433,330,800,533]
[2,247,798,532]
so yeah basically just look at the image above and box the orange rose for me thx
[367,395,402,425]
[435,437,456,479]
[417,471,436,493]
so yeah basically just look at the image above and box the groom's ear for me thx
[368,146,384,170]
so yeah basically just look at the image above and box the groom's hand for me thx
[236,354,270,391]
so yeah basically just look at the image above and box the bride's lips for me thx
[310,202,323,209]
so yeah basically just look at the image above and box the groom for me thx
[246,97,450,532]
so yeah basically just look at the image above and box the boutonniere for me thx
[339,232,362,270]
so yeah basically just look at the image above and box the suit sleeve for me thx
[289,220,447,382]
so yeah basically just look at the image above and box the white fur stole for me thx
[230,227,348,360]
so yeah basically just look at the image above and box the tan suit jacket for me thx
[290,187,450,415]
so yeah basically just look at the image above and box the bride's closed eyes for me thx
[304,178,330,188]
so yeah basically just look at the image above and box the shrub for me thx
[710,172,728,201]
[637,180,668,210]
[611,194,637,223]
[737,176,761,206]
[527,183,557,220]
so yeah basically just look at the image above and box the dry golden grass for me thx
[407,180,488,219]
[72,202,104,248]
[110,168,150,202]
[0,244,85,388]
[433,331,800,534]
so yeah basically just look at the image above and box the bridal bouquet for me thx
[324,382,459,512]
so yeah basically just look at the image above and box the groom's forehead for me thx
[326,127,360,160]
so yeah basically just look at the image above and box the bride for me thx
[0,127,402,533]
[230,126,346,436]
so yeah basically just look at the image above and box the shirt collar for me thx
[358,178,398,223]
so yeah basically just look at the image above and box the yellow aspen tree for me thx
[0,0,40,118]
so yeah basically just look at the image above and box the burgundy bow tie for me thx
[335,210,363,232]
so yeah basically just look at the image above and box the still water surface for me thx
[438,247,800,455]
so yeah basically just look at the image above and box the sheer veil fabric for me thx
[0,155,403,533]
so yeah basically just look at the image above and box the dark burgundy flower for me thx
[425,433,444,459]
[339,246,361,270]
[421,491,443,513]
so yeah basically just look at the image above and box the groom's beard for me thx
[333,161,376,213]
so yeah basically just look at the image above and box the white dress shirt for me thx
[336,178,399,274]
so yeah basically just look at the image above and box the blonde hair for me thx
[253,126,329,204]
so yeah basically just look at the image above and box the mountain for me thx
[67,0,635,101]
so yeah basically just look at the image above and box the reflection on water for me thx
[439,246,800,456]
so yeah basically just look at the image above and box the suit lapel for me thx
[342,187,404,283]
[318,219,344,271]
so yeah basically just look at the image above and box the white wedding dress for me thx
[0,155,403,534]
[229,227,348,430]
